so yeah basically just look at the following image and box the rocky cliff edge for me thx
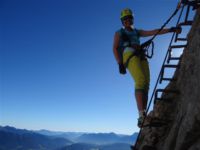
[137,8,200,150]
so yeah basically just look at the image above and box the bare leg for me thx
[135,90,147,115]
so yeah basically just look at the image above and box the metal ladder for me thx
[132,1,200,150]
[155,3,195,104]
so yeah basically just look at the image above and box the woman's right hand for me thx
[169,27,182,34]
[119,63,126,75]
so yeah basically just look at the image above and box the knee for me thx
[135,76,146,90]
[144,82,150,92]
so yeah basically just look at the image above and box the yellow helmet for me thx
[120,8,133,19]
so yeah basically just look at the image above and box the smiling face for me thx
[121,15,134,28]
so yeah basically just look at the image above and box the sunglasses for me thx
[122,16,133,21]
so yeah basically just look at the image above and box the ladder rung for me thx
[183,1,200,10]
[169,57,181,60]
[159,78,176,84]
[161,78,176,81]
[163,64,179,68]
[155,97,171,101]
[159,65,179,83]
[170,45,187,49]
[155,98,163,101]
[156,89,179,93]
[168,55,182,63]
[175,38,187,41]
[182,0,200,4]
[154,98,173,104]
[178,21,193,26]
[154,89,179,103]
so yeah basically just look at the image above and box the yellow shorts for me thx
[123,51,150,92]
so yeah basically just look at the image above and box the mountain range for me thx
[36,129,138,145]
[0,126,138,150]
[58,143,131,150]
[0,126,72,150]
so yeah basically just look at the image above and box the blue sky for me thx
[0,0,186,134]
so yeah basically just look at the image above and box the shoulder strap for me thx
[120,28,130,43]
[134,28,140,37]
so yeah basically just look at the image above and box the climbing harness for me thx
[119,28,144,67]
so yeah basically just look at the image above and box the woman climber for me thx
[113,8,181,128]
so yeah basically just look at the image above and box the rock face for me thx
[136,9,200,150]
